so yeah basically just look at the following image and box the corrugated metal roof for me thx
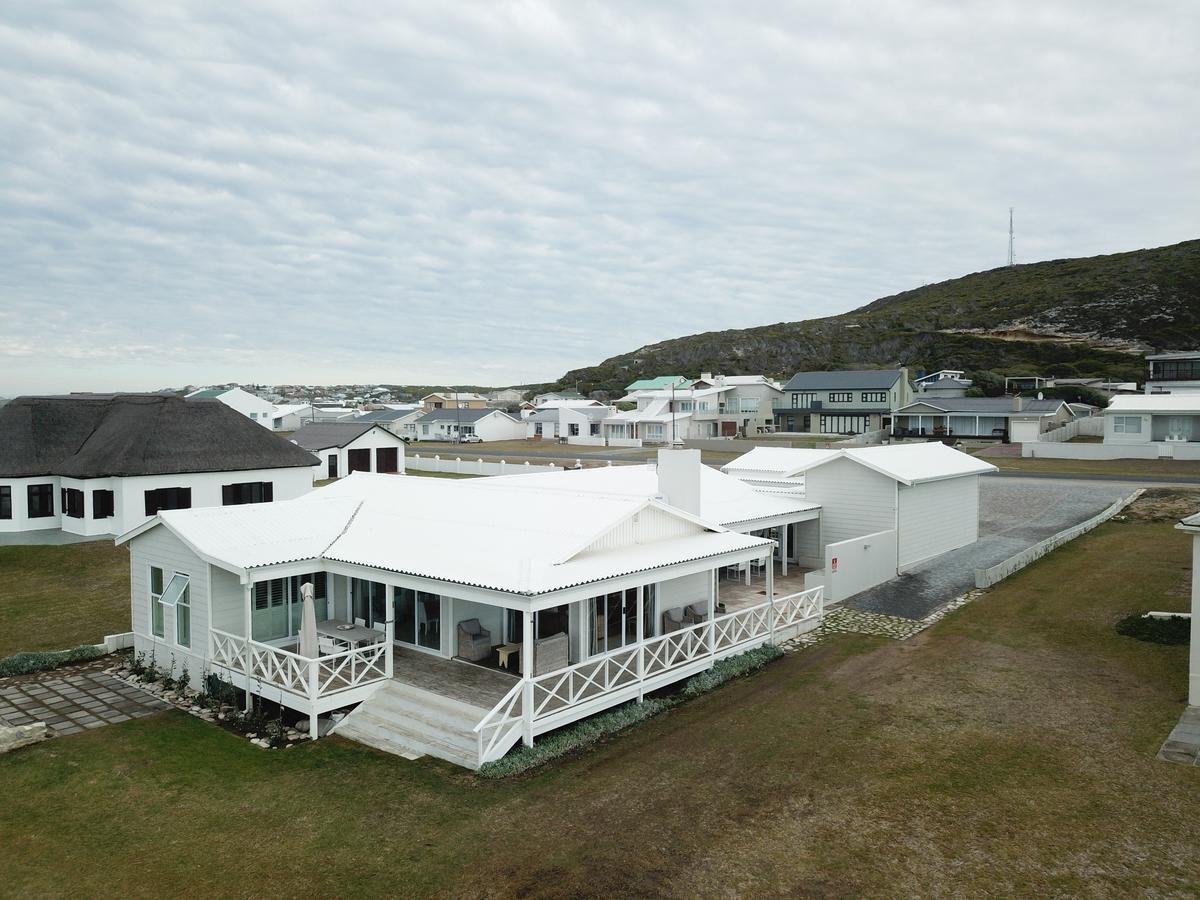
[722,447,839,477]
[416,408,512,424]
[897,397,1065,414]
[1107,394,1200,414]
[723,443,995,485]
[782,369,904,390]
[142,473,772,595]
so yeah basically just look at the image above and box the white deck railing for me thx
[209,629,388,704]
[472,586,823,766]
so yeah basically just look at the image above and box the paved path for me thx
[843,477,1135,620]
[0,660,168,736]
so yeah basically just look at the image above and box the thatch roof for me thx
[0,394,319,478]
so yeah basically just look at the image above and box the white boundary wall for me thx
[407,454,570,476]
[821,529,898,603]
[974,490,1143,588]
[1022,442,1200,460]
[1034,417,1105,443]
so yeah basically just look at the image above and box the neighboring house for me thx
[531,390,584,405]
[420,392,490,412]
[774,369,912,435]
[116,451,821,765]
[1145,351,1200,395]
[310,407,358,423]
[723,442,997,575]
[186,387,276,428]
[914,372,973,399]
[1046,378,1138,398]
[1103,394,1200,446]
[525,405,613,441]
[893,396,1073,441]
[913,370,966,387]
[624,376,688,392]
[290,422,407,480]
[0,394,317,537]
[1004,375,1049,392]
[414,408,526,442]
[353,408,416,438]
[489,388,527,404]
[269,404,313,432]
[603,376,782,443]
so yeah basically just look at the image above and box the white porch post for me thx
[307,662,318,740]
[1191,536,1200,707]
[766,554,776,643]
[385,601,395,679]
[708,569,716,661]
[521,609,534,747]
[635,585,645,701]
[242,582,254,712]
[781,524,789,576]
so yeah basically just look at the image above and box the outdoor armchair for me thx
[457,618,492,662]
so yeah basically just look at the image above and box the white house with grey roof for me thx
[0,394,317,538]
[525,404,613,443]
[116,450,824,766]
[893,395,1073,441]
[774,369,912,435]
[290,421,406,480]
[185,386,276,428]
[414,408,526,442]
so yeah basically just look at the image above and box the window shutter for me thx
[263,482,273,502]
[222,485,234,505]
[180,487,192,509]
[144,490,157,517]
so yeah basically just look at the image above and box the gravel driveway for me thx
[843,477,1135,620]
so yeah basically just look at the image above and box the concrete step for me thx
[338,711,479,769]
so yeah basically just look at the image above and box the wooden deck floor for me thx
[718,561,813,612]
[392,646,518,710]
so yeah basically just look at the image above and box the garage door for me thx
[897,476,979,569]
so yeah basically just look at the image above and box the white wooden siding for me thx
[897,476,979,569]
[578,506,699,555]
[130,525,213,688]
[802,458,896,551]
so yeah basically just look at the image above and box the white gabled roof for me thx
[721,446,839,478]
[129,473,770,595]
[1107,394,1200,414]
[723,442,996,486]
[478,464,820,529]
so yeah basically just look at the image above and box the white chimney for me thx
[700,372,712,383]
[657,448,702,516]
[1012,395,1024,412]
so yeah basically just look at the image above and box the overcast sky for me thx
[1,1,1197,394]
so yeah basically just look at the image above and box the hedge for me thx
[0,645,105,678]
[478,644,785,778]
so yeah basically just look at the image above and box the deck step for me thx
[335,681,487,769]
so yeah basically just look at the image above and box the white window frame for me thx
[175,574,191,648]
[150,566,165,638]
[1112,415,1142,434]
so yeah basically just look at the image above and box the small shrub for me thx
[0,645,105,678]
[680,644,783,698]
[203,673,239,708]
[1116,613,1190,645]
[130,651,148,677]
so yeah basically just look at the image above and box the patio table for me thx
[316,619,384,646]
[496,642,520,671]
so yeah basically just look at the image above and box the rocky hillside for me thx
[551,239,1200,396]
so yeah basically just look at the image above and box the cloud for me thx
[0,0,1197,393]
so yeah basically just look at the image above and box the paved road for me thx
[843,477,1138,621]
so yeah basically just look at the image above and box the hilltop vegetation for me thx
[549,239,1200,396]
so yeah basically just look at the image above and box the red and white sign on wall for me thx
[831,557,838,573]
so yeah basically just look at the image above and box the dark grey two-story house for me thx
[773,369,912,435]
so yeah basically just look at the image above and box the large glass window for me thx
[393,587,440,650]
[590,587,652,656]
[150,566,165,637]
[1113,415,1142,434]
[0,486,10,519]
[27,483,53,518]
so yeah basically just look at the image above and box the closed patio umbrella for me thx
[299,581,319,658]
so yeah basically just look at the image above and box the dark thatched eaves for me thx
[0,394,319,478]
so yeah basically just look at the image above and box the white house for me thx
[414,408,526,442]
[1146,351,1200,395]
[723,442,996,597]
[290,422,407,480]
[0,394,317,538]
[1104,394,1200,453]
[117,454,823,766]
[186,387,276,428]
[269,404,313,432]
[893,396,1073,441]
[603,376,782,443]
[525,405,613,443]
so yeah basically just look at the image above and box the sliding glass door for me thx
[589,587,653,656]
[394,587,441,651]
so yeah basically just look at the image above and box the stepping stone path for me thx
[0,658,169,737]
[779,591,983,653]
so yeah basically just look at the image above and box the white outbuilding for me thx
[723,442,997,573]
[290,422,407,480]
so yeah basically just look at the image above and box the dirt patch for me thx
[1120,488,1200,523]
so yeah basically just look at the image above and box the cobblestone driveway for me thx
[0,659,168,736]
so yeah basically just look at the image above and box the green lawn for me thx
[0,542,130,656]
[994,456,1200,478]
[4,506,1200,894]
